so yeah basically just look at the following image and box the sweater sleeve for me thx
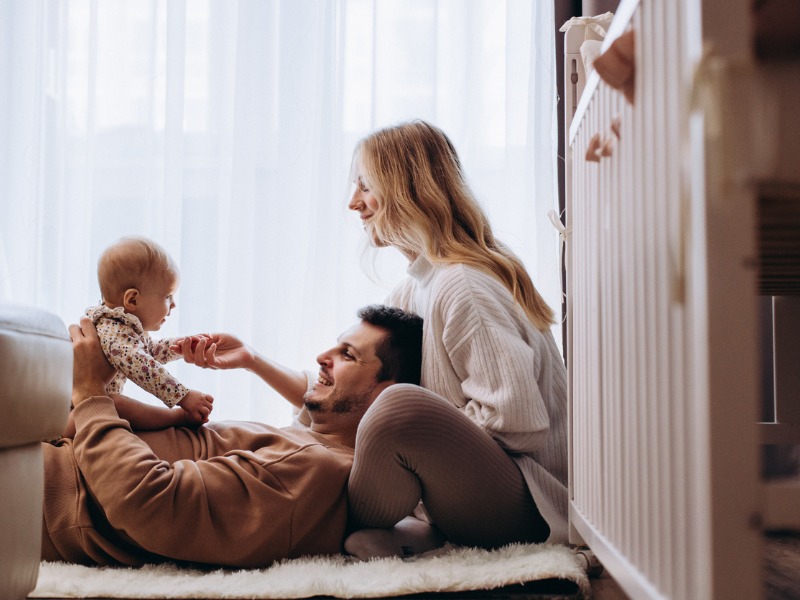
[71,397,296,566]
[439,272,552,454]
[449,324,551,453]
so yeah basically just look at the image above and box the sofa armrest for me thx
[0,305,72,447]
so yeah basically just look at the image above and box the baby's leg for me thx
[110,394,189,430]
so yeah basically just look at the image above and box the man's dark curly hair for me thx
[357,304,423,386]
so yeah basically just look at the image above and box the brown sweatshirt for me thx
[42,396,353,568]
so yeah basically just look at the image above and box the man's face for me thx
[304,321,390,420]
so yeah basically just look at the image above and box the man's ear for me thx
[122,288,140,311]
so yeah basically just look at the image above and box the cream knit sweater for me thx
[387,256,569,543]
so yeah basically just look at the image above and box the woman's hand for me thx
[171,333,255,371]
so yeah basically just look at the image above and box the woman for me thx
[344,120,568,558]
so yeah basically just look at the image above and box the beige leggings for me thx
[348,384,550,548]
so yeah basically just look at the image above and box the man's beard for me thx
[304,388,371,415]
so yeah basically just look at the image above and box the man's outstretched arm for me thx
[172,333,309,409]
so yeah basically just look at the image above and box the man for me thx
[42,305,423,569]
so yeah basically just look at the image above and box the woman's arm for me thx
[438,270,553,453]
[452,325,551,452]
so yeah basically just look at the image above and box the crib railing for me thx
[565,1,763,598]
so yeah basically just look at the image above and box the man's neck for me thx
[308,424,357,449]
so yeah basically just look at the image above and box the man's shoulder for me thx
[281,426,354,454]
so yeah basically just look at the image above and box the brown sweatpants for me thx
[348,384,550,548]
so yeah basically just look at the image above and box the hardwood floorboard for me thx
[765,531,800,600]
[587,531,800,600]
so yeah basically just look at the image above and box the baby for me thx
[83,236,212,426]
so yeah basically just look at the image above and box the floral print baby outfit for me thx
[86,305,189,407]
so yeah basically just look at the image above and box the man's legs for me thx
[347,384,549,556]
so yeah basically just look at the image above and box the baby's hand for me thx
[170,335,211,360]
[171,333,251,371]
[177,389,214,426]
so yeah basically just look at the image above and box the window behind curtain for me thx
[0,0,560,426]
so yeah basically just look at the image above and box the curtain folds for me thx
[0,0,559,425]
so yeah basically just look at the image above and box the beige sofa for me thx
[0,305,72,600]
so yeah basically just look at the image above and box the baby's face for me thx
[133,271,179,332]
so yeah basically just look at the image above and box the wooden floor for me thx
[589,531,800,600]
[764,531,800,600]
[588,571,628,600]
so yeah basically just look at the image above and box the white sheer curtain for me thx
[1,0,559,426]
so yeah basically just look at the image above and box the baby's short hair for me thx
[98,236,178,304]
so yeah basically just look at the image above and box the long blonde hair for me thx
[355,120,555,330]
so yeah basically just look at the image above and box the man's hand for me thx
[177,389,214,425]
[69,317,116,407]
[171,333,255,371]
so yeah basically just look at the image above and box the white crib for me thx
[564,0,800,598]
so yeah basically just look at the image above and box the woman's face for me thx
[348,167,384,247]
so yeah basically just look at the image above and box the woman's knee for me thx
[358,384,449,442]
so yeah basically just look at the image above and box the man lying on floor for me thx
[42,305,423,568]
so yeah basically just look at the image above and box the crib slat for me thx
[565,1,762,598]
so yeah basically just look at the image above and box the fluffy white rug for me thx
[30,543,588,599]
